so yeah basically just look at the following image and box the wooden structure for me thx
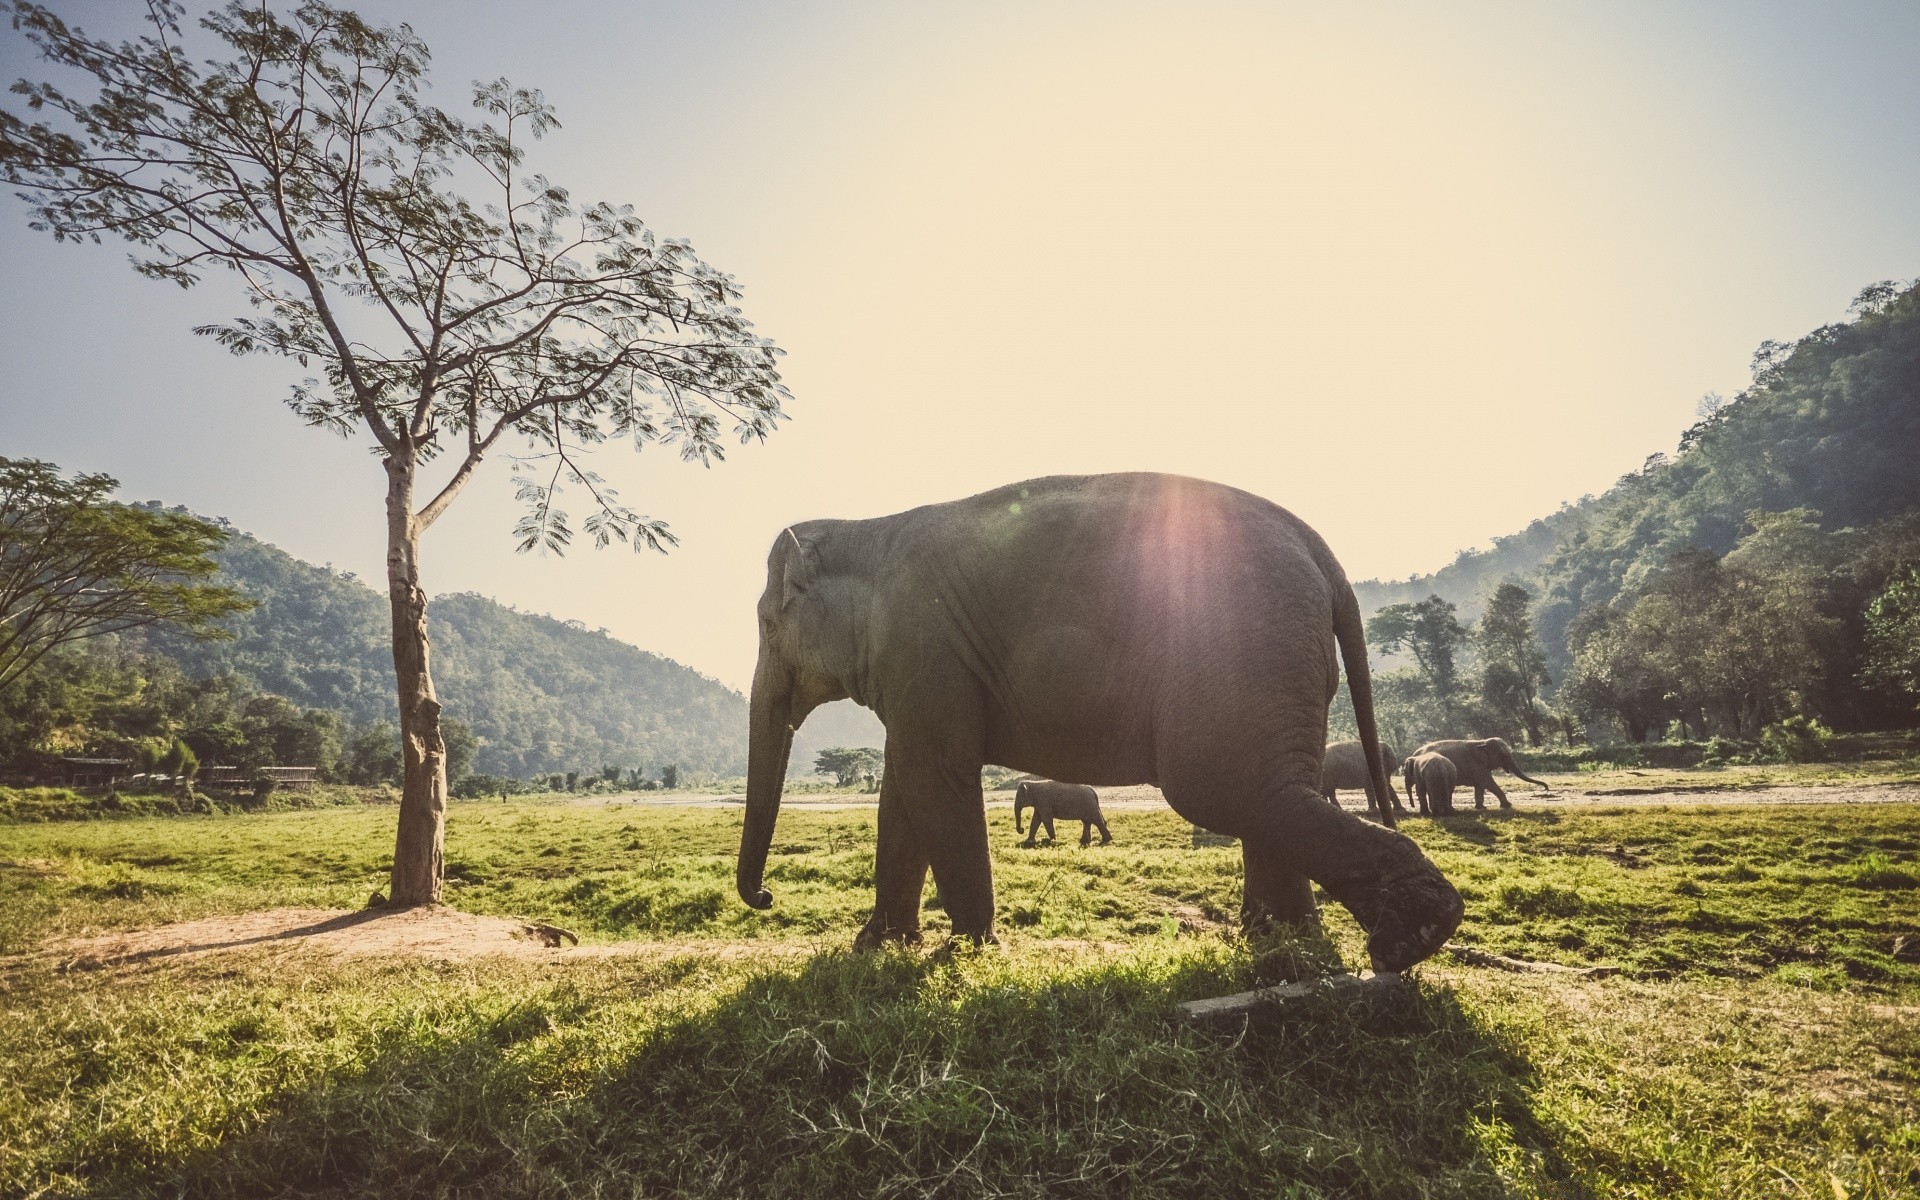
[51,757,133,788]
[200,766,320,792]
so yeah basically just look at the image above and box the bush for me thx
[1756,716,1834,764]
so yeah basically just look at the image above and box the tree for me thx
[1561,603,1673,742]
[343,720,402,785]
[1366,595,1470,732]
[1861,566,1920,707]
[1477,583,1552,745]
[1,4,789,903]
[0,458,249,693]
[814,746,883,789]
[440,716,477,783]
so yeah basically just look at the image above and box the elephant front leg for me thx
[854,771,930,951]
[1488,779,1513,809]
[1240,837,1319,932]
[890,742,998,946]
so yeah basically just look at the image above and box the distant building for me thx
[51,758,133,788]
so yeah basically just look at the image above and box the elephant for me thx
[1402,752,1459,816]
[1411,737,1550,810]
[735,472,1464,973]
[1014,779,1111,847]
[1320,739,1403,814]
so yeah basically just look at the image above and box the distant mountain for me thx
[1353,279,1920,680]
[141,527,884,778]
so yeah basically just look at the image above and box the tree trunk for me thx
[385,455,448,906]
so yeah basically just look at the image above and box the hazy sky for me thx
[2,1,1917,690]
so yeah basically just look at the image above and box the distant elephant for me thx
[1015,779,1111,847]
[1320,739,1403,814]
[735,472,1463,973]
[1402,752,1459,816]
[1412,737,1550,810]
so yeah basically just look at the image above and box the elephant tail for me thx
[1333,582,1398,830]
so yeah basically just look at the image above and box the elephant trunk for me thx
[1501,748,1550,789]
[1014,785,1028,834]
[737,661,795,911]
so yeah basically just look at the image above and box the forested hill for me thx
[141,530,758,777]
[1354,279,1920,674]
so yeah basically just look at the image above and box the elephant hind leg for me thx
[1079,820,1094,848]
[1096,816,1112,844]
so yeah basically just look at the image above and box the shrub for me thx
[1756,716,1834,764]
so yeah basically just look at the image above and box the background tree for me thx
[1477,582,1552,745]
[1367,594,1470,733]
[1561,603,1673,742]
[1861,566,1919,708]
[814,746,883,789]
[1,3,789,903]
[0,458,248,693]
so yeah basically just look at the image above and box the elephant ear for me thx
[780,528,819,612]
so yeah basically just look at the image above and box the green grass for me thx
[3,801,1918,1197]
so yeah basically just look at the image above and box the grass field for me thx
[3,798,1918,1197]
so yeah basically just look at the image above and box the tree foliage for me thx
[1863,566,1920,706]
[1367,595,1470,732]
[1476,583,1552,745]
[0,458,250,692]
[0,1,789,549]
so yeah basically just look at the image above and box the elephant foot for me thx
[1498,800,1514,810]
[928,931,1001,963]
[1020,840,1038,849]
[852,917,922,953]
[1317,834,1465,974]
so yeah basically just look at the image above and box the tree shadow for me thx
[135,947,1594,1198]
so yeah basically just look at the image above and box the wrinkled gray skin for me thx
[1412,737,1550,810]
[737,473,1464,973]
[1015,779,1111,847]
[1403,752,1459,816]
[1320,740,1403,814]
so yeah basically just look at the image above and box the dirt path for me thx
[581,779,1920,811]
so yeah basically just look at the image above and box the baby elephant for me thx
[1014,779,1112,847]
[1403,753,1460,817]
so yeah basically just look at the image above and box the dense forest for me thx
[1344,279,1920,750]
[1,526,765,783]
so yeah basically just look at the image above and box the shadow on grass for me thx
[1428,809,1563,846]
[136,948,1589,1199]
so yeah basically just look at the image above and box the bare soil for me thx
[41,906,808,969]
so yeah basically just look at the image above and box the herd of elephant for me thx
[1007,734,1549,851]
[736,471,1524,972]
[1320,736,1550,817]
